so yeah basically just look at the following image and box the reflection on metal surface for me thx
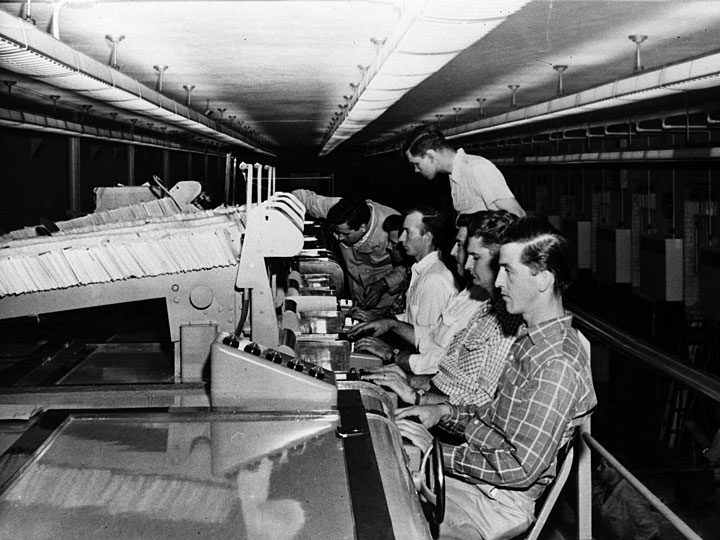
[0,414,353,540]
[299,311,342,335]
[296,339,350,371]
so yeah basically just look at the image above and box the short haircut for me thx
[503,217,576,294]
[327,198,371,231]
[401,125,450,157]
[467,210,519,256]
[406,207,448,249]
[382,213,404,234]
[456,211,486,231]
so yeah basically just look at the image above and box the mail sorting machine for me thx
[0,169,308,375]
[0,176,441,538]
[0,353,437,540]
[0,294,440,540]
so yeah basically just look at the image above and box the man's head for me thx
[400,208,444,262]
[382,214,406,266]
[463,211,518,294]
[402,125,451,181]
[327,198,371,246]
[495,217,576,317]
[452,212,482,276]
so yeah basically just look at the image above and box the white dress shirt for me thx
[397,250,456,344]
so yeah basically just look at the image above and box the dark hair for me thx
[467,210,519,256]
[401,125,450,157]
[406,207,450,253]
[326,198,371,231]
[503,217,576,294]
[382,213,404,234]
[456,211,486,230]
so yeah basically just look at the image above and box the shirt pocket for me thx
[459,337,489,370]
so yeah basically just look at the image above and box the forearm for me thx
[389,320,416,344]
[290,189,340,218]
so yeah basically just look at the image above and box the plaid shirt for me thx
[441,314,597,500]
[432,298,522,406]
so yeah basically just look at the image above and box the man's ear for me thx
[424,230,434,247]
[424,149,439,162]
[537,270,555,293]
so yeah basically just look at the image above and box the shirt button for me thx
[473,420,480,425]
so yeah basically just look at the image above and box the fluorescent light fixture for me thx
[444,49,720,141]
[0,11,275,156]
[319,0,531,156]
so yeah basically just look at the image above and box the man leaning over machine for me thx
[292,189,407,311]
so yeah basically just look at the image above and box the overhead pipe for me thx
[51,0,71,39]
[254,163,263,203]
[628,35,648,72]
[240,162,253,207]
[24,0,35,24]
[106,34,124,69]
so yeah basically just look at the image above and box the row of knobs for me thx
[222,335,326,380]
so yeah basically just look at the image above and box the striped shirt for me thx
[441,314,597,500]
[432,299,522,406]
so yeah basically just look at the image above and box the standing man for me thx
[354,208,457,359]
[402,125,525,217]
[396,217,596,540]
[292,190,406,310]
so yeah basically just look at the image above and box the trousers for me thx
[438,477,535,540]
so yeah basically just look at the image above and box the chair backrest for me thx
[522,444,575,540]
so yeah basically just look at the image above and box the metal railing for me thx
[570,303,717,540]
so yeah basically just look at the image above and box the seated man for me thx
[396,217,597,540]
[292,189,406,310]
[348,212,486,372]
[364,211,523,407]
[352,208,457,360]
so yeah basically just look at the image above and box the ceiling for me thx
[1,0,720,157]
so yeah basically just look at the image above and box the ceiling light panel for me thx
[0,11,273,155]
[320,0,531,155]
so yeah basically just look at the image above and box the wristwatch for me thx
[387,348,401,365]
[414,389,426,405]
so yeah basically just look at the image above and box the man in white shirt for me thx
[353,208,457,360]
[402,125,525,217]
[349,212,484,371]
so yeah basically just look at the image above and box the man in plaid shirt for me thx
[397,217,597,540]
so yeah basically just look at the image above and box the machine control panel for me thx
[211,332,337,410]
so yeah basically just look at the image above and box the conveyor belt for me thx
[337,389,395,540]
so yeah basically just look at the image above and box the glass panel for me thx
[0,413,353,540]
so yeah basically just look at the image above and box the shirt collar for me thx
[354,201,375,248]
[412,250,440,276]
[525,313,574,346]
[449,147,467,184]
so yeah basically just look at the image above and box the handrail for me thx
[583,432,704,540]
[569,303,720,404]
